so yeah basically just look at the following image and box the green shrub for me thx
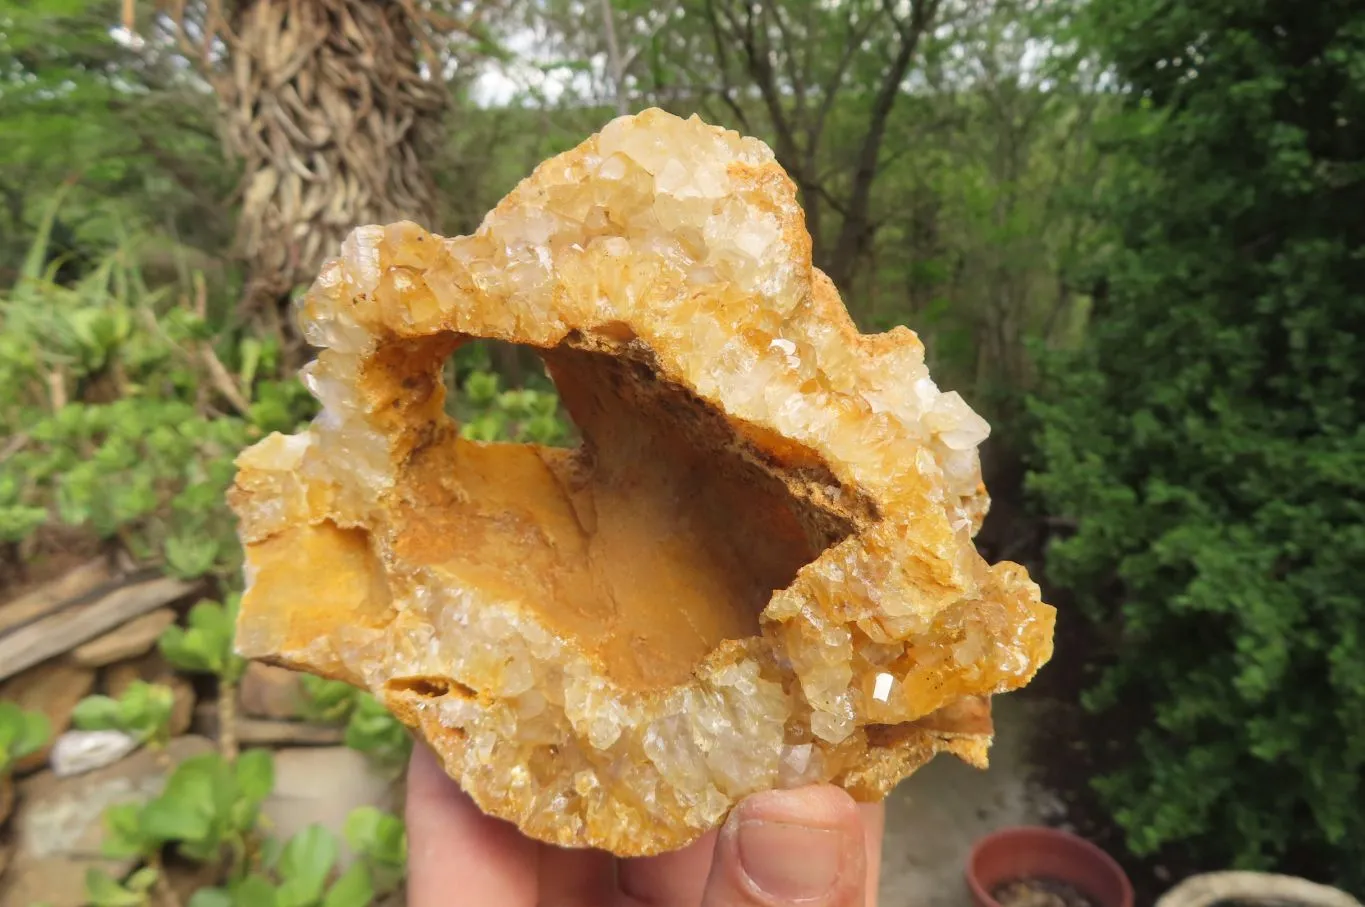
[160,596,247,685]
[106,749,274,864]
[1031,0,1365,889]
[343,807,407,898]
[454,367,571,446]
[186,824,373,907]
[0,203,316,581]
[299,676,411,773]
[86,739,410,906]
[72,681,174,749]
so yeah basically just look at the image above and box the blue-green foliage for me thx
[1031,0,1365,889]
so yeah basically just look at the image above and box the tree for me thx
[869,0,1103,421]
[133,0,495,323]
[683,0,952,292]
[0,0,232,280]
[1032,0,1365,888]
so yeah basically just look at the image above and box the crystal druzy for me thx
[229,109,1055,856]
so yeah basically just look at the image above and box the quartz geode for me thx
[230,109,1055,856]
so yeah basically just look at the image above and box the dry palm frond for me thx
[130,0,489,312]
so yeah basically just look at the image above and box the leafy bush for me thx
[187,824,373,907]
[160,596,247,685]
[0,204,315,580]
[299,676,411,773]
[87,749,275,904]
[4,203,575,907]
[342,808,407,898]
[1031,0,1365,889]
[0,701,51,774]
[86,744,408,907]
[454,367,571,446]
[107,749,274,865]
[72,681,174,749]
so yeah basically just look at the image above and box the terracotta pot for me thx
[967,826,1134,907]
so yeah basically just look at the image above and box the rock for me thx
[239,662,304,720]
[0,839,10,880]
[0,558,111,636]
[0,661,96,774]
[0,854,110,907]
[71,609,177,668]
[191,703,343,747]
[0,576,197,682]
[0,736,212,907]
[229,109,1056,855]
[49,730,140,778]
[262,748,396,866]
[105,653,195,737]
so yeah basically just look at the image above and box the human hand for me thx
[406,744,884,906]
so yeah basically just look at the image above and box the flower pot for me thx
[967,826,1134,907]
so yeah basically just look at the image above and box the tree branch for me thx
[823,0,941,289]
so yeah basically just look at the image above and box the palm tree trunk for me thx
[207,0,446,320]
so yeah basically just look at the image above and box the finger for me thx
[405,744,538,907]
[700,785,868,907]
[540,844,615,907]
[615,829,718,907]
[859,802,885,907]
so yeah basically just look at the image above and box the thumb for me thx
[701,785,869,907]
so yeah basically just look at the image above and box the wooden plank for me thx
[0,559,112,635]
[0,576,197,682]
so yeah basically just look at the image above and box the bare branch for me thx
[596,0,629,114]
[808,6,881,161]
[759,0,807,114]
[619,0,684,80]
[716,0,798,168]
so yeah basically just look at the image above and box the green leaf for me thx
[102,803,149,858]
[139,796,211,844]
[157,598,244,681]
[344,807,406,867]
[0,702,51,765]
[186,889,235,907]
[84,868,145,907]
[298,676,358,725]
[235,748,275,802]
[322,863,373,907]
[72,695,123,731]
[165,534,219,579]
[231,875,279,907]
[124,867,158,894]
[275,825,339,907]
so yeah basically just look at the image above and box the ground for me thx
[879,695,1064,907]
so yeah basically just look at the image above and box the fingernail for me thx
[737,819,843,901]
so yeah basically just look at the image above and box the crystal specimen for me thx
[229,109,1055,856]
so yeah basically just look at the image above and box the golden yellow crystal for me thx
[229,109,1055,856]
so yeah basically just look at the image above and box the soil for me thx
[993,877,1100,907]
[0,526,104,598]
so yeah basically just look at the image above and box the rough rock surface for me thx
[229,109,1055,855]
[262,747,397,867]
[239,662,305,719]
[49,729,140,778]
[0,660,95,774]
[71,608,177,668]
